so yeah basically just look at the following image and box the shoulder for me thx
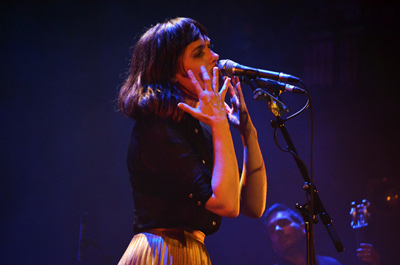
[316,255,343,265]
[134,117,180,141]
[132,116,200,152]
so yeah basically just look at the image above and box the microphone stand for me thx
[250,82,344,265]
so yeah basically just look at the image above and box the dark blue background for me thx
[1,1,399,264]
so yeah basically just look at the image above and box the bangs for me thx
[186,20,208,43]
[169,18,209,76]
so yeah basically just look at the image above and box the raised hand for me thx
[225,76,253,135]
[177,66,230,127]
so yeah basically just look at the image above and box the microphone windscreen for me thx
[218,59,236,76]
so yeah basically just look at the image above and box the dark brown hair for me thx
[118,17,208,121]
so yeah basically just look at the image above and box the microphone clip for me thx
[243,76,289,117]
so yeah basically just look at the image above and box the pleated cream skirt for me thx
[118,228,211,265]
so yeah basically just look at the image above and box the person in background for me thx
[263,203,342,265]
[117,17,267,265]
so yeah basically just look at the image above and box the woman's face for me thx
[175,36,219,99]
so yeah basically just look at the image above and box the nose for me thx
[210,50,219,66]
[275,225,283,232]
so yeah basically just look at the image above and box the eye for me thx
[194,50,204,58]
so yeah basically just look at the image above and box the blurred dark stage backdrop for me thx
[1,1,399,264]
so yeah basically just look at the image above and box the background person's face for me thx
[267,211,305,255]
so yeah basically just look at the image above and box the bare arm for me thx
[178,67,240,218]
[239,124,267,218]
[225,76,267,218]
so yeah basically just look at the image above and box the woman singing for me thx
[117,17,267,265]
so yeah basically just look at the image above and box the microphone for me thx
[249,78,306,94]
[218,59,301,83]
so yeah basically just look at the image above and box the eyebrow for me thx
[191,37,210,55]
[191,43,205,55]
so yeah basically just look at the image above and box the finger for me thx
[357,247,370,251]
[226,80,239,109]
[360,243,373,248]
[235,79,244,99]
[224,102,233,114]
[188,70,204,95]
[212,67,219,92]
[201,65,212,91]
[227,77,236,97]
[178,103,210,124]
[177,102,199,118]
[230,94,239,110]
[235,79,247,109]
[220,77,230,101]
[231,76,239,88]
[231,76,236,85]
